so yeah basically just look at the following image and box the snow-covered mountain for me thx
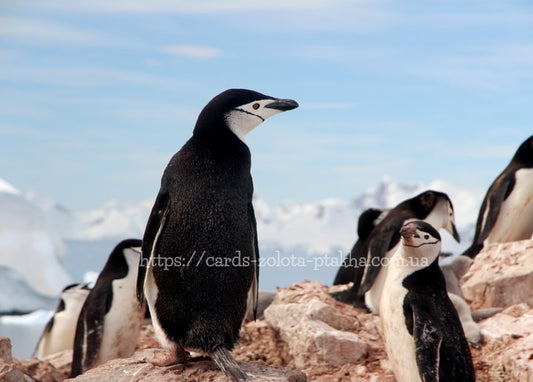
[0,179,72,313]
[23,177,483,256]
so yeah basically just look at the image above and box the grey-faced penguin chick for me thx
[136,89,298,381]
[439,255,481,345]
[332,208,387,286]
[70,239,145,377]
[463,135,533,258]
[33,283,91,358]
[333,190,460,313]
[380,221,475,382]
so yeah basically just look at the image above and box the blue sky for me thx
[1,0,532,210]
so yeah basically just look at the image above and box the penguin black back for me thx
[402,259,475,381]
[137,89,298,381]
[71,238,143,377]
[463,135,533,258]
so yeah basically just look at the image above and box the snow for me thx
[37,177,481,257]
[0,179,72,311]
[0,309,53,359]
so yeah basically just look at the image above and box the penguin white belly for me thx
[143,267,178,352]
[38,310,78,356]
[365,245,399,315]
[380,262,421,382]
[97,274,144,363]
[486,169,533,244]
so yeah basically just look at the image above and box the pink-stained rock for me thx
[461,239,533,310]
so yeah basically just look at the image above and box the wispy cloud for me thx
[0,16,118,46]
[23,0,353,13]
[407,44,533,90]
[160,45,222,59]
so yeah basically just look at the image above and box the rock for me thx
[65,348,306,382]
[0,336,14,363]
[461,239,533,310]
[473,304,533,381]
[264,282,380,370]
[0,336,64,382]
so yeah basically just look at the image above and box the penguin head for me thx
[356,208,385,238]
[400,221,441,262]
[513,135,533,167]
[194,89,298,142]
[415,191,460,243]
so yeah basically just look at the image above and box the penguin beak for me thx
[265,99,299,111]
[449,222,461,243]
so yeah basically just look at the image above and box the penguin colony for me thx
[32,88,532,382]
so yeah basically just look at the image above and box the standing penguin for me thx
[136,89,298,381]
[380,221,475,382]
[71,239,145,377]
[463,135,533,258]
[332,208,387,285]
[34,283,91,358]
[333,190,460,313]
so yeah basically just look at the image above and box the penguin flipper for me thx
[83,282,114,372]
[465,174,515,258]
[137,192,171,304]
[409,304,442,382]
[247,202,259,320]
[358,226,400,296]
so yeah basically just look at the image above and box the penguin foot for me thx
[144,348,190,367]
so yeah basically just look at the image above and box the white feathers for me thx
[224,99,285,142]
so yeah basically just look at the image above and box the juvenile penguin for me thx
[71,239,145,377]
[463,135,533,258]
[34,283,91,358]
[333,190,460,313]
[333,208,386,285]
[136,89,298,381]
[380,221,475,382]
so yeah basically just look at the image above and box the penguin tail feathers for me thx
[210,347,248,381]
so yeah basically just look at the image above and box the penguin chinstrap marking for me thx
[334,190,461,313]
[136,89,298,381]
[70,239,145,377]
[332,208,387,286]
[34,283,91,359]
[463,135,533,258]
[380,221,475,382]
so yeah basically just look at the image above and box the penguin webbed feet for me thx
[143,347,190,367]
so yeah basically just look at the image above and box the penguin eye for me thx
[424,234,429,239]
[252,103,260,110]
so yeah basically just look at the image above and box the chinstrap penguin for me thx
[333,190,460,314]
[136,89,298,381]
[463,135,533,258]
[380,221,475,382]
[70,239,145,377]
[34,283,91,358]
[332,208,387,286]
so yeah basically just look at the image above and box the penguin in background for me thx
[333,190,460,314]
[136,89,298,381]
[70,239,145,377]
[463,135,533,258]
[33,283,91,358]
[332,208,387,285]
[380,221,475,382]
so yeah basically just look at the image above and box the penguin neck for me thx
[393,244,440,277]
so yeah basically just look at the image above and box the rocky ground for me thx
[1,239,533,381]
